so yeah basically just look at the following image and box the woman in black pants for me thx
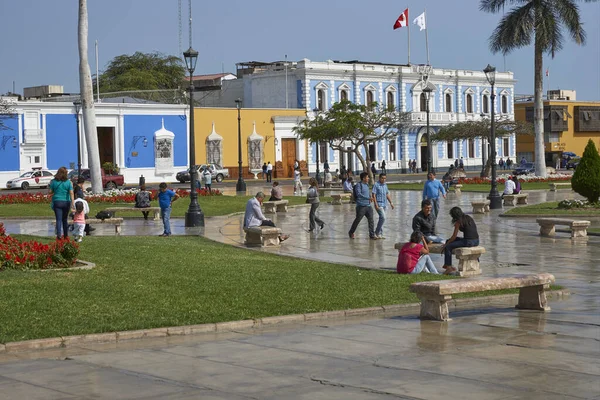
[441,207,479,274]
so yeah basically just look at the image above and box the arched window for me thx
[366,91,374,107]
[445,93,452,112]
[317,89,325,111]
[447,141,454,159]
[387,91,395,110]
[466,94,473,113]
[502,95,508,113]
[482,95,489,114]
[420,93,427,112]
[340,90,348,102]
[468,138,475,157]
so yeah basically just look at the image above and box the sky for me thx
[1,0,599,100]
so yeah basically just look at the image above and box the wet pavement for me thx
[1,188,599,399]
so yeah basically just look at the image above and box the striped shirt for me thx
[372,182,389,207]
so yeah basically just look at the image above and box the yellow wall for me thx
[193,108,306,174]
[515,101,600,157]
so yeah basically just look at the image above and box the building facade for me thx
[239,59,517,174]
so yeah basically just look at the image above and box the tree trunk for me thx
[78,0,103,193]
[360,143,373,184]
[533,34,547,178]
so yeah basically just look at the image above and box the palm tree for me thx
[480,0,596,178]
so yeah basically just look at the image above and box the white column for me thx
[400,82,407,112]
[354,80,361,104]
[117,114,125,169]
[330,80,335,107]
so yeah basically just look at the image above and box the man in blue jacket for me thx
[349,172,376,239]
[422,171,446,220]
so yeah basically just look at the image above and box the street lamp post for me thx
[183,47,204,227]
[235,98,246,194]
[312,108,322,184]
[422,87,433,173]
[73,100,82,179]
[484,64,502,209]
[480,113,487,178]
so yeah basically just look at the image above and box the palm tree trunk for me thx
[78,0,103,193]
[533,36,547,178]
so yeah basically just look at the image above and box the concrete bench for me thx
[471,199,490,214]
[536,218,590,239]
[453,184,463,194]
[331,193,352,205]
[56,218,124,235]
[324,182,342,188]
[410,273,555,321]
[263,200,289,214]
[394,243,483,276]
[105,206,161,221]
[244,226,282,247]
[549,182,572,191]
[319,187,345,197]
[503,193,528,206]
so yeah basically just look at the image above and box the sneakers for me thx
[159,233,171,237]
[376,234,385,240]
[320,223,325,229]
[348,232,355,239]
[370,236,378,240]
[279,234,290,242]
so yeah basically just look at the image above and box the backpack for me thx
[95,210,113,221]
[136,191,151,208]
[352,183,360,202]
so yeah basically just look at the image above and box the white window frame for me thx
[384,84,397,110]
[337,83,351,103]
[363,83,377,107]
[444,89,454,112]
[314,82,329,111]
[464,88,475,114]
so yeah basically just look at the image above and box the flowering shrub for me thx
[1,236,79,271]
[557,199,599,210]
[0,222,5,236]
[459,173,572,185]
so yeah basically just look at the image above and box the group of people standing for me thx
[261,162,273,182]
[498,157,513,170]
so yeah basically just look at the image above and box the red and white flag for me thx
[545,68,549,77]
[393,9,409,30]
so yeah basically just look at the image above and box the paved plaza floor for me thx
[1,188,599,399]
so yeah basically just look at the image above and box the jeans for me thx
[161,207,172,235]
[309,203,324,230]
[430,197,440,220]
[349,205,375,238]
[53,200,71,239]
[425,235,445,244]
[375,206,386,236]
[267,171,272,182]
[444,238,479,266]
[411,255,440,274]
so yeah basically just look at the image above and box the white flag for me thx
[413,12,426,31]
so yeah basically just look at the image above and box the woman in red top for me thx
[397,231,440,274]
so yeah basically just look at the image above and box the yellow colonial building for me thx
[193,108,308,179]
[515,91,600,165]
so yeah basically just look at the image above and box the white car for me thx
[6,170,54,189]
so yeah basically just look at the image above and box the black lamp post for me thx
[235,98,247,194]
[183,47,204,227]
[422,87,433,173]
[73,100,82,179]
[312,108,322,184]
[484,64,502,209]
[480,113,487,178]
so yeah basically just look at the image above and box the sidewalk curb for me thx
[0,290,569,353]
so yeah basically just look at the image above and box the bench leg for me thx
[454,189,461,195]
[503,198,516,206]
[539,224,555,237]
[153,210,160,221]
[264,205,276,214]
[472,206,485,214]
[456,255,481,277]
[115,225,121,235]
[517,197,528,205]
[261,232,281,247]
[571,226,588,238]
[516,284,550,311]
[332,198,342,205]
[276,204,288,213]
[417,294,452,321]
[484,204,490,212]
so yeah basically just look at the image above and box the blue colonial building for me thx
[0,99,189,188]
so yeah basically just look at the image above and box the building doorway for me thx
[281,138,296,177]
[97,127,115,167]
[420,135,428,172]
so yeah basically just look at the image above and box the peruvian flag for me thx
[394,9,409,30]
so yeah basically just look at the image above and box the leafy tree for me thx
[481,0,596,178]
[0,98,17,132]
[293,101,412,183]
[571,139,600,203]
[96,52,186,93]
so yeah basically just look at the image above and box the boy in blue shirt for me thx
[158,182,179,236]
[422,172,446,220]
[371,174,394,239]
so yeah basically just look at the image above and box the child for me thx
[72,201,86,242]
[158,182,179,237]
[293,167,303,195]
[396,231,440,274]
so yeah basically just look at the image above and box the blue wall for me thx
[296,80,303,108]
[46,114,77,170]
[0,117,19,171]
[124,115,187,168]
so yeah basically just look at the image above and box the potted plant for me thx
[102,162,119,175]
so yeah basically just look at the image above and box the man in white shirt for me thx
[243,192,289,241]
[293,168,303,195]
[503,176,516,196]
[266,162,273,183]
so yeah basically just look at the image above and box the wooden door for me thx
[281,138,296,177]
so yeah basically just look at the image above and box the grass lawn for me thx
[0,235,550,343]
[0,195,318,219]
[503,202,600,216]
[388,181,569,192]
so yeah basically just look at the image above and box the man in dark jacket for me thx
[412,199,444,244]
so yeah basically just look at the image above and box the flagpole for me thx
[407,7,411,65]
[424,8,430,66]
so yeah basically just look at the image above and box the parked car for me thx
[566,157,581,170]
[513,162,535,176]
[6,169,55,189]
[176,164,229,183]
[67,169,124,189]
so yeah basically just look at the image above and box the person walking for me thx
[262,162,268,180]
[441,207,479,274]
[306,177,325,232]
[422,171,446,220]
[499,158,505,170]
[412,159,417,173]
[293,167,303,195]
[396,231,440,274]
[348,172,376,240]
[371,173,394,239]
[459,157,464,169]
[158,182,179,237]
[203,167,212,193]
[266,161,273,182]
[381,160,387,174]
[323,159,330,173]
[48,166,74,240]
[371,162,377,175]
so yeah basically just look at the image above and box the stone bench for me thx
[503,193,528,206]
[453,184,463,194]
[471,199,490,214]
[410,273,555,321]
[324,182,342,188]
[549,182,571,191]
[319,187,344,197]
[536,218,590,239]
[394,243,483,276]
[331,193,352,205]
[263,200,289,214]
[244,226,282,247]
[56,218,124,235]
[105,206,161,220]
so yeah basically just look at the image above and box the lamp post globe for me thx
[183,47,205,227]
[484,64,502,210]
[235,98,246,194]
[312,108,322,184]
[422,87,433,173]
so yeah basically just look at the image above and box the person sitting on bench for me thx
[243,192,289,242]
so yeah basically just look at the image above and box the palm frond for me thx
[535,3,564,57]
[479,0,529,13]
[555,0,587,45]
[488,3,535,54]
